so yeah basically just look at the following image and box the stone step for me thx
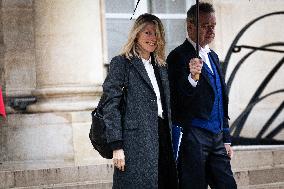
[1,165,283,189]
[231,145,284,170]
[0,164,113,189]
[234,166,284,187]
[13,181,112,189]
[238,182,284,189]
[2,165,283,189]
[1,146,283,189]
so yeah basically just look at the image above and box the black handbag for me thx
[89,60,130,159]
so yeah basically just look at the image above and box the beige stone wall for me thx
[0,3,5,89]
[0,0,108,166]
[213,0,284,140]
[2,0,35,98]
[0,0,36,163]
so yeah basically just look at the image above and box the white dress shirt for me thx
[187,38,213,87]
[142,57,163,118]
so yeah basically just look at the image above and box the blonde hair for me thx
[121,13,166,66]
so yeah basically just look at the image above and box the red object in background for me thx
[0,87,6,118]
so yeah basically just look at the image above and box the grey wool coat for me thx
[102,55,173,189]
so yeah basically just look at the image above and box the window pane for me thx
[106,19,186,61]
[151,0,187,14]
[162,19,187,55]
[105,0,134,13]
[106,19,133,61]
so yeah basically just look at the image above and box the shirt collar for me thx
[141,56,151,65]
[187,37,211,54]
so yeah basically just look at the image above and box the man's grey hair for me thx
[187,2,215,25]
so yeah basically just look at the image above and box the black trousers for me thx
[158,117,179,189]
[178,126,237,189]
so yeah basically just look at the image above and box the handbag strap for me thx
[97,57,131,110]
[122,57,131,94]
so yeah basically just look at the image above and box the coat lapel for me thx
[201,67,212,86]
[158,67,168,95]
[158,66,169,106]
[131,57,155,91]
[208,52,226,87]
[208,52,228,98]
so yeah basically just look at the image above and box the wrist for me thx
[191,73,200,81]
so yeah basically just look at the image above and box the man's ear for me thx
[187,20,194,30]
[187,20,194,33]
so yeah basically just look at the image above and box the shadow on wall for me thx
[223,11,284,145]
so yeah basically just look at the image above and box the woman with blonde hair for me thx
[102,13,178,189]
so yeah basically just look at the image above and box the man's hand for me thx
[113,149,125,171]
[189,58,203,81]
[224,144,234,159]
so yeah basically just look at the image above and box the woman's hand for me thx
[113,149,125,171]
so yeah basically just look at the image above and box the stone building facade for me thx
[0,0,283,168]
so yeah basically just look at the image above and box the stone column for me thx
[10,0,108,166]
[28,0,105,113]
[1,0,35,113]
